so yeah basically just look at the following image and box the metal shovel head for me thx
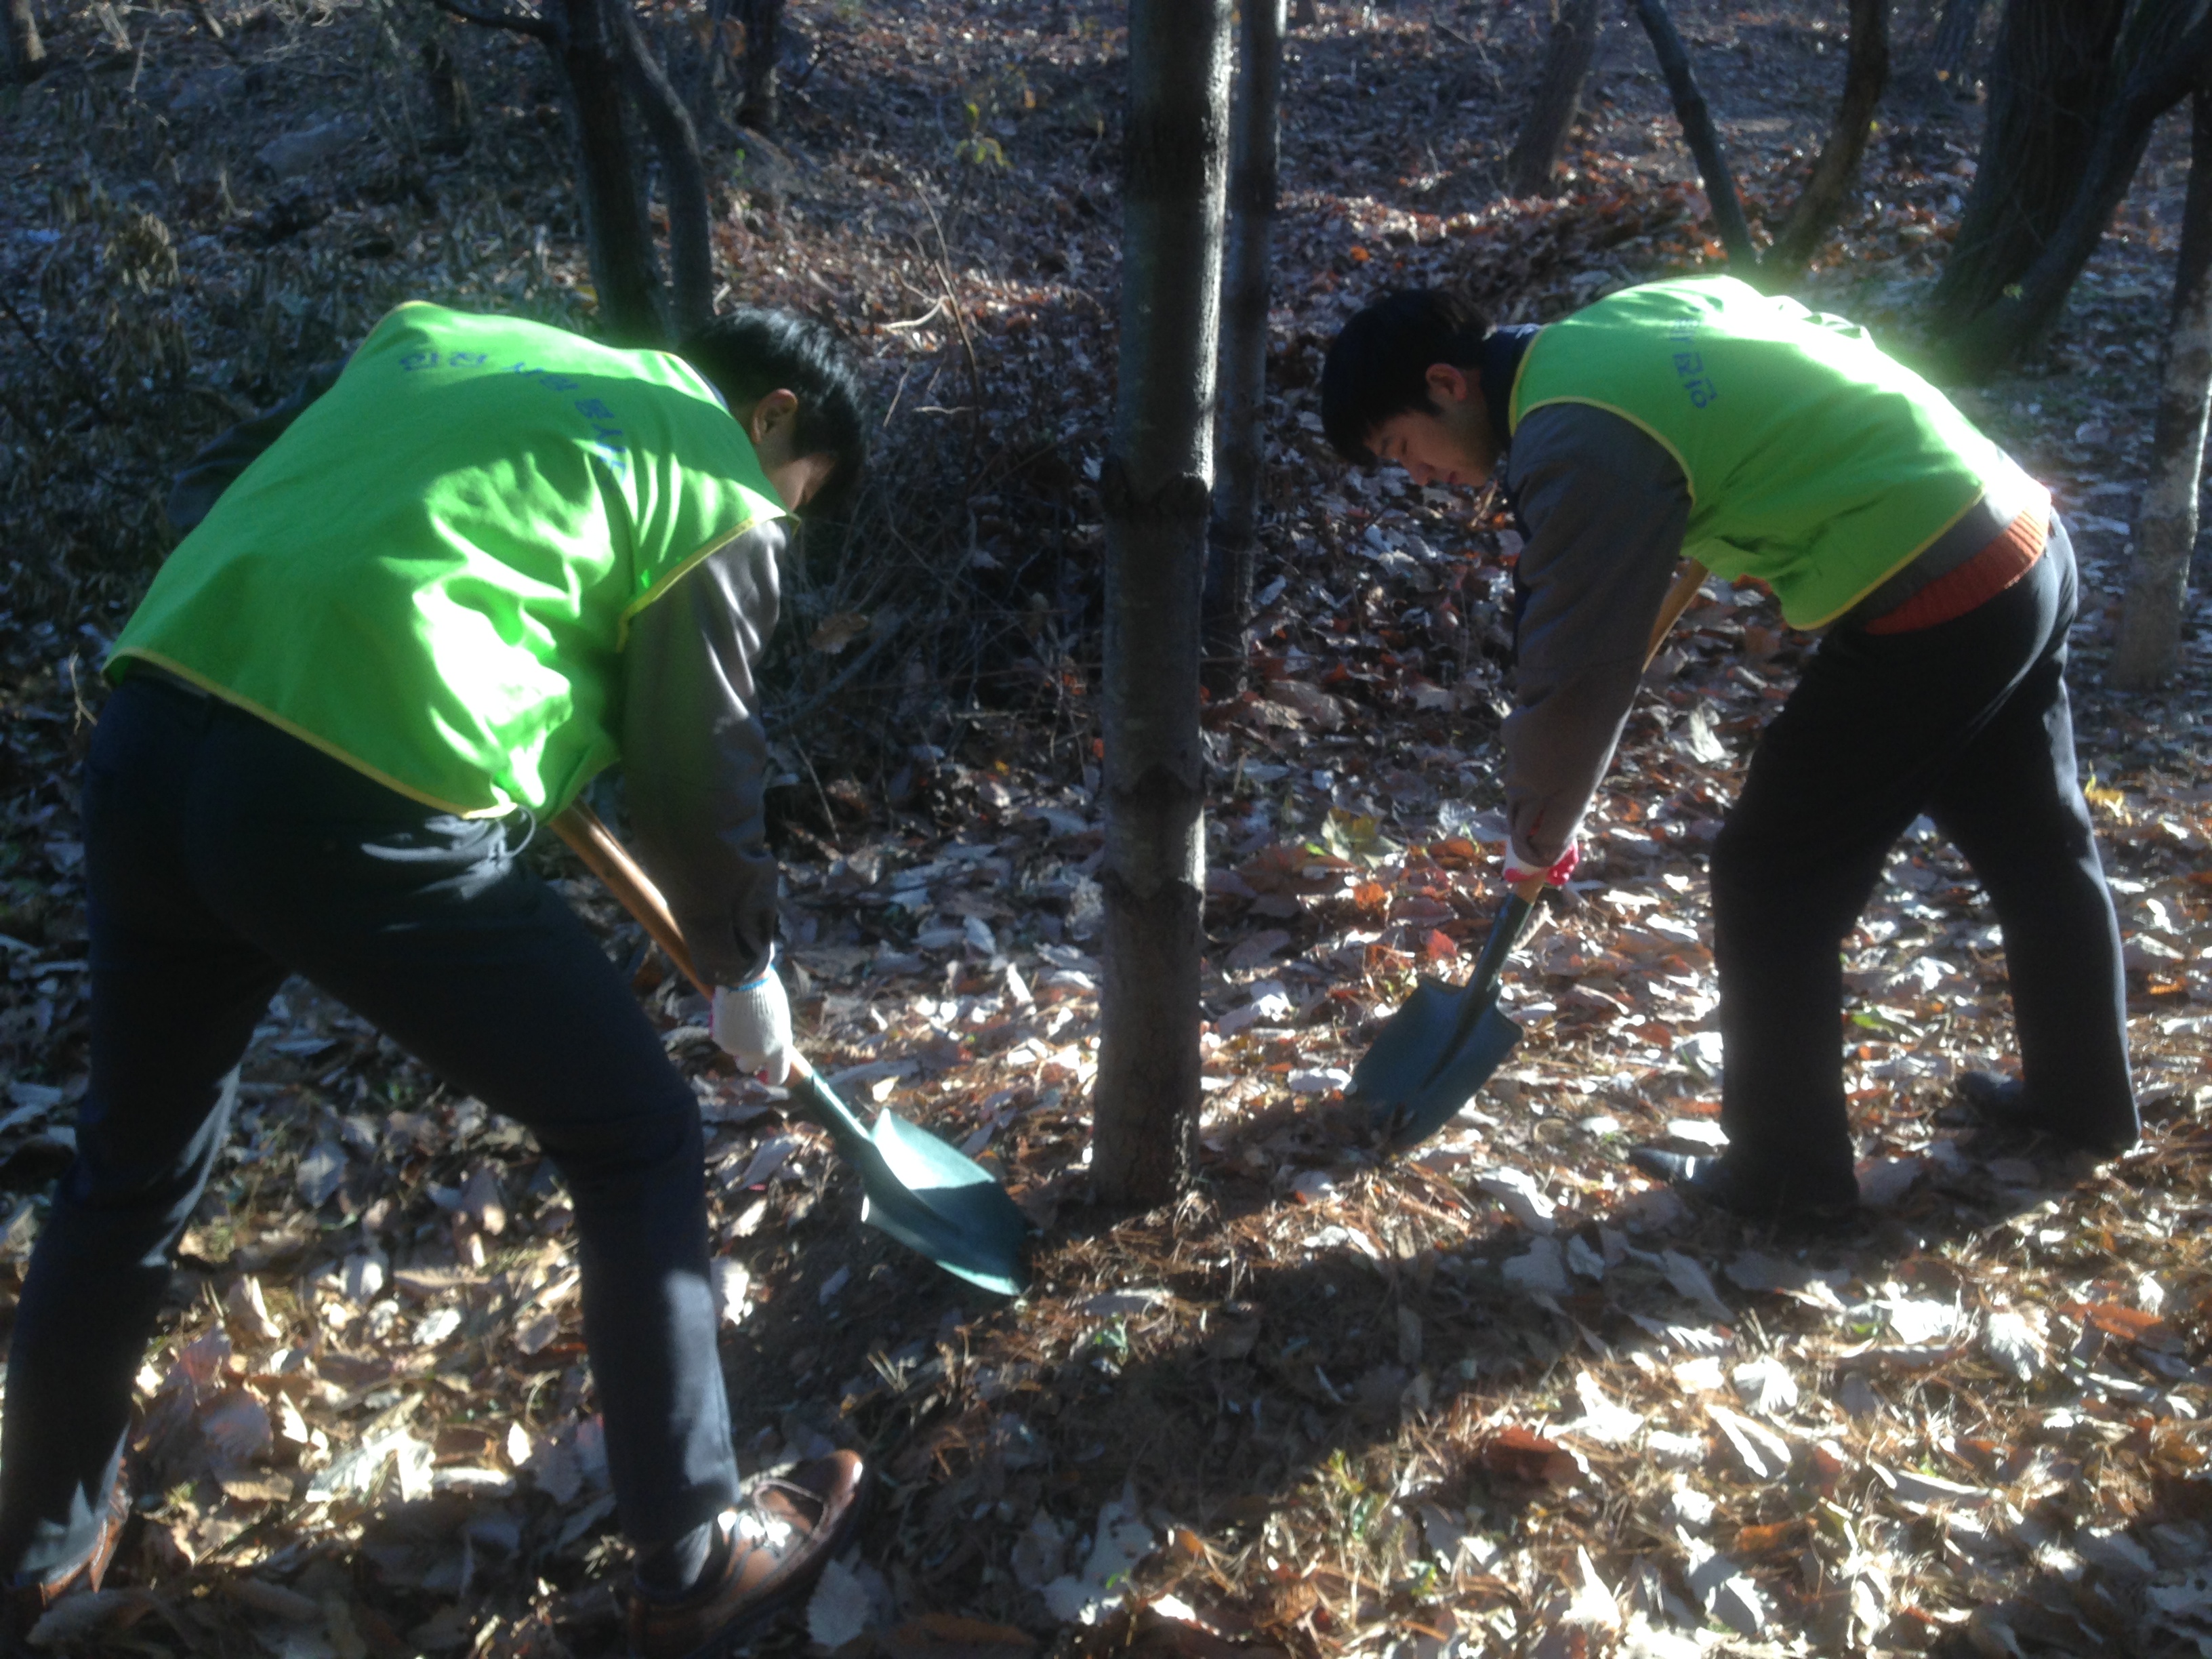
[859,1111,1031,1297]
[1382,998,1521,1148]
[1351,976,1476,1104]
[1352,976,1523,1148]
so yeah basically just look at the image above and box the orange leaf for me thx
[2066,1302,2179,1350]
[1480,1426,1579,1486]
[1422,929,1458,962]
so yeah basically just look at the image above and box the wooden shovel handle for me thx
[1645,559,1708,672]
[549,800,819,1087]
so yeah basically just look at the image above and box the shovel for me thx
[550,802,1030,1297]
[1350,558,1710,1149]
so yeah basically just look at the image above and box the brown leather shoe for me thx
[627,1451,867,1659]
[4,1473,133,1643]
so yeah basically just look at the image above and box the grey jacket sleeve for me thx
[620,520,790,990]
[1500,405,1691,867]
[165,360,348,534]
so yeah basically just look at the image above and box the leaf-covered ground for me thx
[3,1,2211,1656]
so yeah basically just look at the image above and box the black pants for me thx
[1711,520,2136,1206]
[0,676,739,1582]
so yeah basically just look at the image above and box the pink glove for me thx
[1502,840,1579,888]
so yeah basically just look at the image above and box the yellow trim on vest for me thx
[613,516,766,651]
[1792,485,1994,629]
[111,648,516,820]
[1504,325,1547,430]
[1513,394,1699,510]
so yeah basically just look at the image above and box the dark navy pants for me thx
[0,674,739,1581]
[1711,519,2137,1207]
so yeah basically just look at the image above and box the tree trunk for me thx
[1927,0,2130,335]
[2115,77,2212,688]
[1092,0,1231,1208]
[1938,0,2212,377]
[615,0,715,335]
[1507,0,1608,197]
[1202,0,1284,699]
[736,0,780,131]
[548,0,666,344]
[423,33,474,155]
[1930,0,1985,83]
[4,0,45,83]
[1765,0,1889,279]
[1629,0,1757,264]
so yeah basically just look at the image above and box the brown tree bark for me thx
[736,0,780,131]
[2115,76,2212,687]
[1764,0,1890,279]
[1929,0,1986,83]
[552,9,667,346]
[615,0,714,335]
[4,0,45,83]
[1927,0,2131,335]
[1629,0,1757,264]
[424,33,474,155]
[1092,0,1231,1208]
[1202,0,1285,698]
[1938,0,2212,377]
[1507,0,1608,197]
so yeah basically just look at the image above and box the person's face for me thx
[744,389,838,511]
[1365,363,1497,490]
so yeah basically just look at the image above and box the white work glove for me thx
[1501,840,1580,889]
[712,964,793,1084]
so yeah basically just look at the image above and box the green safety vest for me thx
[111,302,787,817]
[1508,276,2041,628]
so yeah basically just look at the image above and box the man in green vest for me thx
[1321,276,2136,1221]
[1,304,869,1658]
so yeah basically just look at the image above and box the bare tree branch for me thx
[430,0,554,43]
[1629,0,1756,266]
[613,0,716,334]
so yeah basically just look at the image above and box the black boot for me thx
[1629,1148,1860,1229]
[1954,1071,2133,1157]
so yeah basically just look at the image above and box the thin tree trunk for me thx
[1092,0,1231,1208]
[1928,0,2130,334]
[1765,0,1889,279]
[1929,0,1984,83]
[2116,77,2212,688]
[1507,0,1607,197]
[1629,0,1756,265]
[737,0,779,131]
[1939,0,2212,377]
[1202,0,1284,698]
[548,0,666,344]
[4,0,45,83]
[615,0,715,335]
[423,33,474,155]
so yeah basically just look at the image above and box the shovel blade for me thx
[1351,977,1475,1109]
[1383,998,1522,1149]
[859,1111,1030,1296]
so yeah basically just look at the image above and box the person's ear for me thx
[1425,363,1477,408]
[745,388,800,447]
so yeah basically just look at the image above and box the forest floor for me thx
[3,0,2212,1656]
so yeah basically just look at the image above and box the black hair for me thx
[1319,289,1492,464]
[676,308,868,518]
